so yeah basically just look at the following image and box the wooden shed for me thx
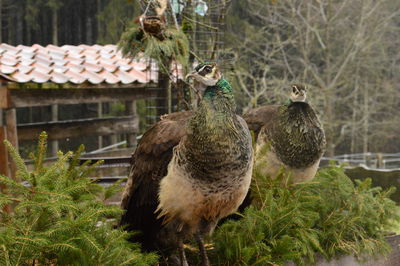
[0,43,174,178]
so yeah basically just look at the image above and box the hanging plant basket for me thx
[141,16,166,40]
[118,16,189,70]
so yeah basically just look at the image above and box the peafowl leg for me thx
[195,233,210,266]
[178,238,189,266]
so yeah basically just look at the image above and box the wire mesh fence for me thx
[140,0,229,128]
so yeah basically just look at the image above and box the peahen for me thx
[244,84,326,183]
[120,62,254,266]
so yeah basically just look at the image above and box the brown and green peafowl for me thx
[119,62,254,266]
[244,84,326,183]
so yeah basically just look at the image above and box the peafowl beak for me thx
[185,71,197,80]
[185,71,204,104]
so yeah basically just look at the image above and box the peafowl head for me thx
[186,62,222,90]
[290,84,307,102]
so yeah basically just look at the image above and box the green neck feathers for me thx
[284,99,293,105]
[189,77,236,132]
[204,78,233,99]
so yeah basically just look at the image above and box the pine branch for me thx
[211,165,399,265]
[0,134,158,265]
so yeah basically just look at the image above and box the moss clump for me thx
[0,132,158,265]
[210,164,399,265]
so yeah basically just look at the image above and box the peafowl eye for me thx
[187,62,222,87]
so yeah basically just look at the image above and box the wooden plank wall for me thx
[0,82,153,178]
[17,116,138,141]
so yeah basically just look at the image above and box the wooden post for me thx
[376,153,384,169]
[110,134,118,150]
[110,101,118,150]
[0,110,9,177]
[51,104,59,156]
[125,100,137,147]
[4,108,18,181]
[0,85,12,213]
[0,123,11,214]
[97,102,103,149]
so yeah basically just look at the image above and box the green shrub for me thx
[211,164,399,265]
[0,132,157,266]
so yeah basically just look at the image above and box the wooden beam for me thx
[17,116,139,141]
[7,81,157,90]
[9,87,158,108]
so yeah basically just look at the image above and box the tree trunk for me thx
[0,0,3,43]
[362,87,369,155]
[16,3,23,44]
[350,93,358,154]
[351,63,361,153]
[85,0,93,44]
[96,0,101,42]
[324,0,335,157]
[7,4,13,45]
[52,6,58,45]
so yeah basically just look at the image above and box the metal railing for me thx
[322,152,400,170]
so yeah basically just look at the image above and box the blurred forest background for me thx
[0,0,399,156]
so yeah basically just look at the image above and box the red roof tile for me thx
[0,43,160,85]
[99,70,120,84]
[0,65,16,74]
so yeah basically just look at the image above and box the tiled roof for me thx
[0,43,165,85]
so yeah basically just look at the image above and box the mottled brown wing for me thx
[160,110,193,121]
[231,105,279,218]
[242,105,280,137]
[119,111,192,251]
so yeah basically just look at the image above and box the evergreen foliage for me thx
[0,132,157,266]
[118,21,189,71]
[211,162,399,265]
